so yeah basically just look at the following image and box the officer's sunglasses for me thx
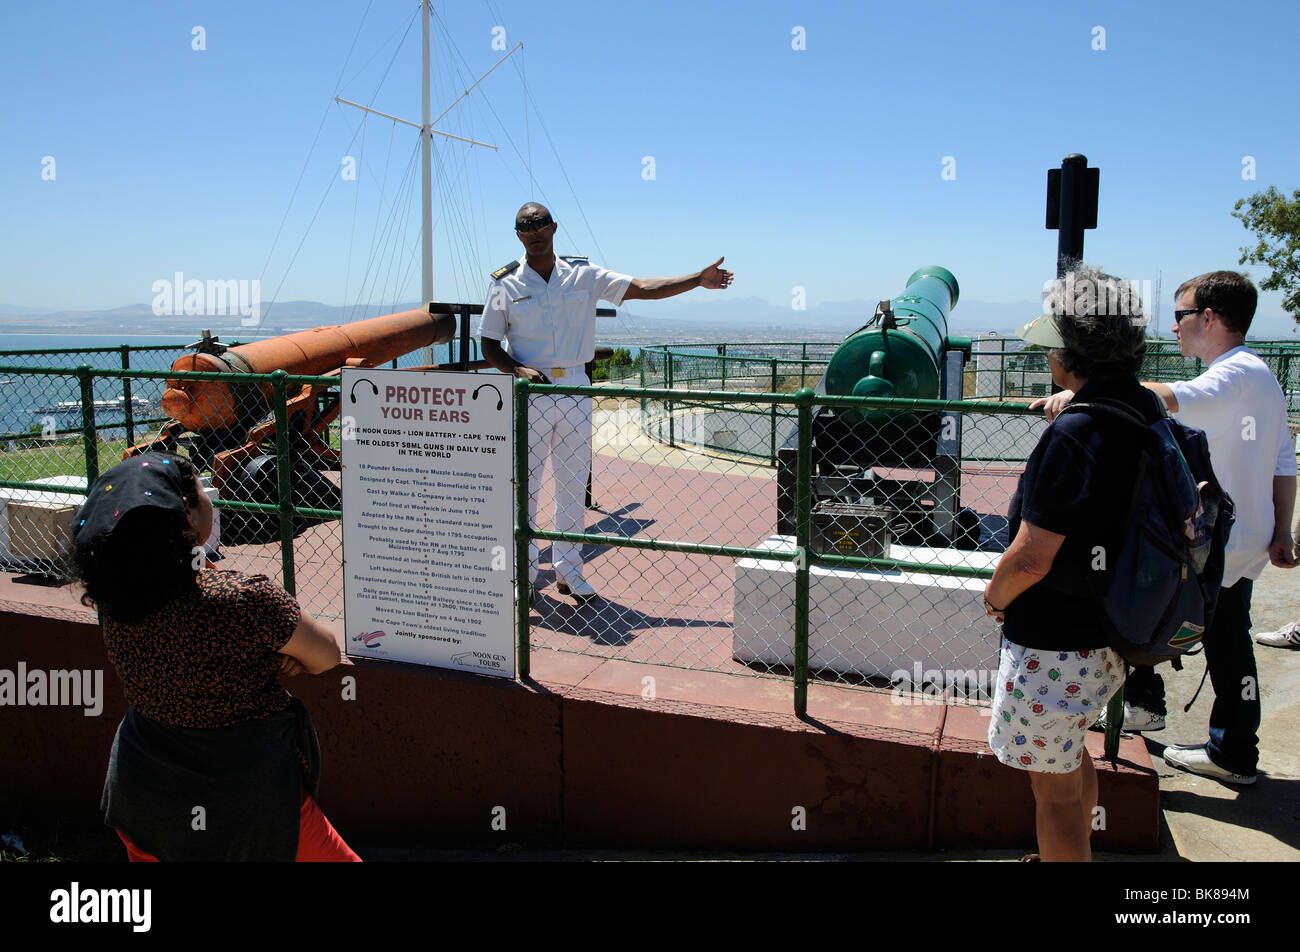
[515,218,553,233]
[1173,307,1205,324]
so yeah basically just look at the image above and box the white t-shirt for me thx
[481,255,631,369]
[1169,346,1297,587]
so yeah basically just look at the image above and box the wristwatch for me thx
[983,595,1006,616]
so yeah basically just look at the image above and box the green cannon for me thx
[824,266,968,427]
[777,266,980,549]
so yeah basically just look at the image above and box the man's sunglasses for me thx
[515,218,553,233]
[1173,307,1205,323]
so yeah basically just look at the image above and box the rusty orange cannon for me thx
[128,305,455,543]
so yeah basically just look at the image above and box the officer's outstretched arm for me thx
[623,257,733,301]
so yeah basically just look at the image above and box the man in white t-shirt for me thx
[1035,271,1297,784]
[481,202,733,599]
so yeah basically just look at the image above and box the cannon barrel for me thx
[824,266,960,422]
[162,306,456,432]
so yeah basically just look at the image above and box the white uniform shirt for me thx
[481,255,631,369]
[1169,346,1297,587]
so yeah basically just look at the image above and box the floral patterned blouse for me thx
[102,570,301,728]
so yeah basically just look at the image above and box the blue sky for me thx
[2,0,1297,331]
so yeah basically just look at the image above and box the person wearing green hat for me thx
[69,451,359,861]
[984,265,1158,860]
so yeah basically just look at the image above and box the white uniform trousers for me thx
[526,368,591,584]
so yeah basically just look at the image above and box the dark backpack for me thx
[1059,398,1235,667]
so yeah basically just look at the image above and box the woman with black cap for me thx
[69,451,360,861]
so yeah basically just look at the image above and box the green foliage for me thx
[592,347,636,382]
[1233,186,1300,322]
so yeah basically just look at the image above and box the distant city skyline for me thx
[3,1,1297,331]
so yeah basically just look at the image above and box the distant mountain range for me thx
[2,296,1296,340]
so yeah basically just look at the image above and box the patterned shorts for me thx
[987,638,1125,774]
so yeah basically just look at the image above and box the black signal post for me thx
[1046,154,1100,278]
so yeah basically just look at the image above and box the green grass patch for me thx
[0,438,132,487]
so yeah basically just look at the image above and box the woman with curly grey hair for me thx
[982,265,1157,861]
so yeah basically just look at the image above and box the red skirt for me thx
[117,789,361,862]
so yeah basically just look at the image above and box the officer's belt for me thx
[541,364,585,379]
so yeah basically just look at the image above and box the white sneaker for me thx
[556,576,596,599]
[1121,703,1165,732]
[1254,623,1300,649]
[1095,702,1164,733]
[1163,743,1256,785]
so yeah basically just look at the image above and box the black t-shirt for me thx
[1002,376,1164,651]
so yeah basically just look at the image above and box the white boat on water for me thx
[32,395,155,416]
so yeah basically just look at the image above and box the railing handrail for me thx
[0,364,342,386]
[0,343,200,357]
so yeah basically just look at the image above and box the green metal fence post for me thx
[515,377,531,680]
[120,345,135,446]
[639,348,647,431]
[770,359,779,466]
[77,366,99,486]
[667,350,675,448]
[270,371,296,595]
[794,388,814,715]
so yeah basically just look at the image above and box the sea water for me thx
[0,335,200,440]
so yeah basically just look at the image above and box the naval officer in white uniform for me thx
[481,202,733,599]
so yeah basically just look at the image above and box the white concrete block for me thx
[733,535,1003,680]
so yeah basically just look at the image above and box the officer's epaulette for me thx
[491,260,521,280]
[560,255,589,265]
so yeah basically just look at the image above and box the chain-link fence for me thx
[0,336,480,623]
[0,356,348,625]
[634,339,1300,466]
[633,344,834,464]
[4,336,1298,716]
[969,336,1300,412]
[1,345,188,592]
[524,382,1044,710]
